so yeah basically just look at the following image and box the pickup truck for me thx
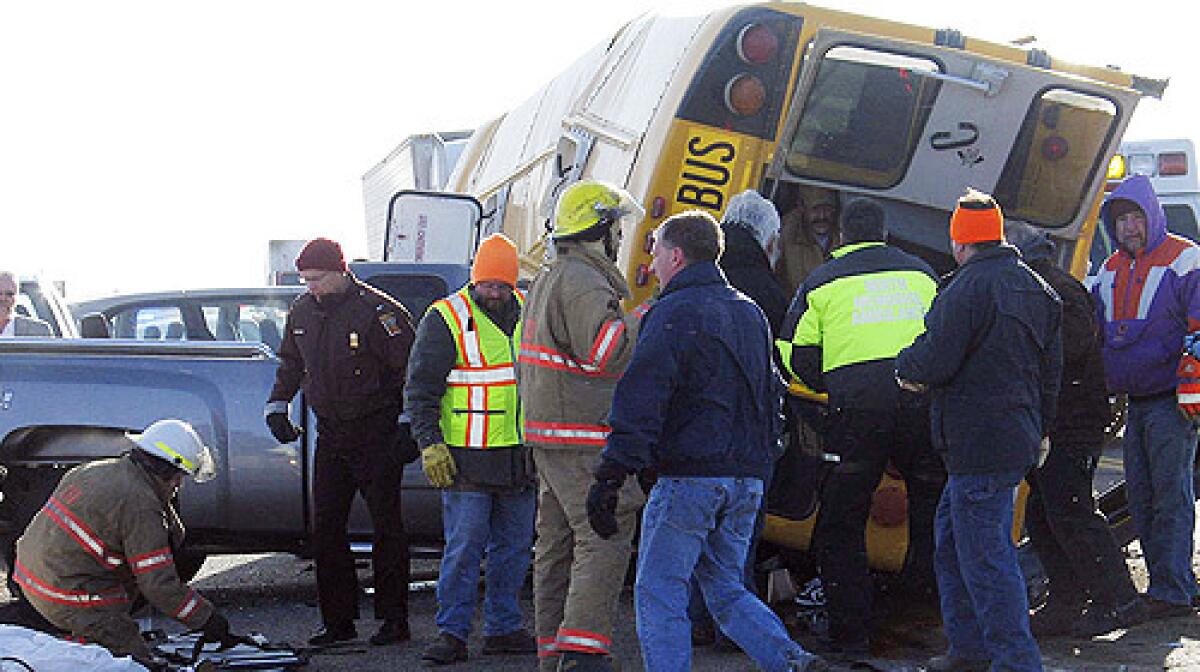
[0,259,470,583]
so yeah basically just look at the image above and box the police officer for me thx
[264,237,416,647]
[777,199,945,656]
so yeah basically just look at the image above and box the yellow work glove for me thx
[421,442,457,488]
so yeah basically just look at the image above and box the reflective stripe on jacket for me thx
[431,286,524,448]
[518,242,649,449]
[14,455,214,630]
[777,241,937,408]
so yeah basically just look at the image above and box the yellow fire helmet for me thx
[552,179,645,241]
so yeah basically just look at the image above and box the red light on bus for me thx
[1159,152,1188,176]
[737,23,779,65]
[1041,135,1069,161]
[651,196,666,218]
[635,264,651,287]
[724,74,766,117]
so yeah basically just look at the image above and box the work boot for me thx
[482,628,537,655]
[1143,597,1195,621]
[556,651,614,671]
[369,619,411,646]
[422,632,469,666]
[923,653,991,672]
[1028,601,1082,637]
[1072,598,1149,637]
[307,621,356,646]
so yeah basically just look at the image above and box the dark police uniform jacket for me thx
[269,277,415,421]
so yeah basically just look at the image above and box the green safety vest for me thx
[777,241,937,376]
[431,287,525,449]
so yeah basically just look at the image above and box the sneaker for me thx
[482,628,537,655]
[369,619,410,646]
[307,622,356,646]
[422,632,468,666]
[1144,597,1195,621]
[923,653,991,672]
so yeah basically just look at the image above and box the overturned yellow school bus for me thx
[429,2,1165,571]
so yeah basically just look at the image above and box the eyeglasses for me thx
[0,291,15,297]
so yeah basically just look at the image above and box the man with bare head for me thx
[776,185,841,298]
[0,272,52,338]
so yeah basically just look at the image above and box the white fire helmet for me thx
[128,419,217,483]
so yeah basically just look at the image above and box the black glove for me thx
[587,460,629,539]
[586,480,621,539]
[200,611,237,649]
[636,466,658,495]
[266,412,300,443]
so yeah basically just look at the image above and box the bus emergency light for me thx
[725,74,766,116]
[737,23,779,65]
[1127,153,1157,177]
[1159,151,1188,176]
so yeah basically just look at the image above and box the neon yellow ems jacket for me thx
[777,241,938,409]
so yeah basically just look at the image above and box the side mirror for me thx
[79,313,112,338]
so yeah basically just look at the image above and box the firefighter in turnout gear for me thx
[265,237,417,647]
[14,419,231,667]
[405,234,538,665]
[518,180,652,671]
[777,199,945,655]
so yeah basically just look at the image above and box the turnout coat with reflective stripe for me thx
[518,242,648,448]
[431,286,524,448]
[15,455,213,630]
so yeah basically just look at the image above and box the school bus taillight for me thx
[725,74,766,116]
[1160,152,1188,176]
[737,23,779,65]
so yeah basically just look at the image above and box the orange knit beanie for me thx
[472,234,519,287]
[949,191,1004,244]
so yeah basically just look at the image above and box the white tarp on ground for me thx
[0,625,146,672]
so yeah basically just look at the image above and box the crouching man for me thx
[589,211,827,672]
[14,419,232,667]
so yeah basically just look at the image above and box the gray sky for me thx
[1,0,1189,299]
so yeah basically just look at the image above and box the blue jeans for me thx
[935,473,1041,672]
[436,489,536,640]
[1124,396,1199,605]
[635,477,815,672]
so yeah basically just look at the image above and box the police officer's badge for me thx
[379,311,402,337]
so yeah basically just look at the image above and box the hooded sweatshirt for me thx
[1091,174,1200,397]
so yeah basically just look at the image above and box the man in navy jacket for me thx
[896,190,1061,672]
[587,211,826,672]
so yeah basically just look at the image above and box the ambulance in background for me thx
[1092,138,1200,273]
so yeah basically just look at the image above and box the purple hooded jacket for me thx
[1091,174,1200,396]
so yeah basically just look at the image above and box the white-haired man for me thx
[0,272,52,337]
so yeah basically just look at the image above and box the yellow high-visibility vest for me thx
[431,287,524,449]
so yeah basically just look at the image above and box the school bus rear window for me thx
[994,88,1118,227]
[785,46,941,189]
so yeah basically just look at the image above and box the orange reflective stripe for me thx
[130,547,175,575]
[13,561,129,608]
[537,636,559,658]
[555,628,612,654]
[43,497,123,569]
[525,421,609,447]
